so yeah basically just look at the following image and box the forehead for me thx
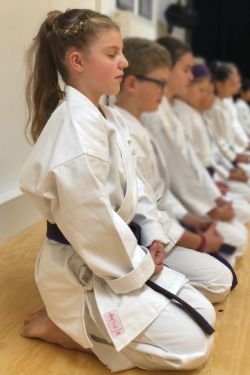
[193,78,210,88]
[177,52,194,66]
[147,66,170,77]
[226,73,235,83]
[89,28,123,50]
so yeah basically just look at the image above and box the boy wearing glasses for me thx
[115,37,234,303]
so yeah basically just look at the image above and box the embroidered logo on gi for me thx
[103,310,125,338]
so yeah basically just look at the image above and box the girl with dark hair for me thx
[207,61,250,173]
[235,78,250,136]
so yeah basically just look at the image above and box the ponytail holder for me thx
[192,64,210,79]
[46,10,62,33]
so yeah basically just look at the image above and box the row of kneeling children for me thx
[19,9,250,373]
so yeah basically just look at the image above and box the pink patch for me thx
[103,310,125,338]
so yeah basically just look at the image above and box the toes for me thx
[21,323,32,338]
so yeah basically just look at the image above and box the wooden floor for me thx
[1,221,250,375]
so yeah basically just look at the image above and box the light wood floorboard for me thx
[1,221,250,375]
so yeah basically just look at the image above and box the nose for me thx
[119,53,129,69]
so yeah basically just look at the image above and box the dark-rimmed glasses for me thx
[135,75,167,91]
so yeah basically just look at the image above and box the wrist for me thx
[196,234,207,252]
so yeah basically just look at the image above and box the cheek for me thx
[178,74,190,93]
[93,62,115,82]
[139,87,159,110]
[225,82,232,93]
[193,95,200,106]
[180,72,191,88]
[197,92,203,103]
[144,91,158,108]
[170,74,183,92]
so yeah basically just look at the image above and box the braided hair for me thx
[25,9,118,142]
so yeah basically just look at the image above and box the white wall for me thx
[0,0,97,196]
[0,0,96,243]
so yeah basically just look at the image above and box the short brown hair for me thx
[123,37,171,77]
[157,36,191,66]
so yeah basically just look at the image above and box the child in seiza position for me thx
[201,78,250,200]
[223,63,250,152]
[206,62,250,175]
[19,9,215,372]
[235,78,250,136]
[114,37,234,303]
[142,36,248,267]
[173,62,250,220]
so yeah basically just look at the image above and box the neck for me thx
[67,78,100,108]
[183,98,199,111]
[165,89,175,103]
[217,90,227,100]
[116,94,142,120]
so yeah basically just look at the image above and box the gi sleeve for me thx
[207,109,237,161]
[133,175,179,250]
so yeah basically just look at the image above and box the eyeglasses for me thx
[135,75,167,91]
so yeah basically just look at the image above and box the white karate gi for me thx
[115,106,232,302]
[142,97,247,266]
[224,98,249,152]
[173,99,250,222]
[206,97,250,175]
[203,114,250,205]
[235,99,250,136]
[20,86,215,372]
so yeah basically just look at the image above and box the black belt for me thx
[212,253,237,290]
[47,221,70,245]
[206,166,215,177]
[46,221,215,336]
[146,279,214,335]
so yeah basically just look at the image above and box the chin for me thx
[107,85,121,96]
[150,104,159,112]
[180,88,188,96]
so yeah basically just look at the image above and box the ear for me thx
[68,51,85,73]
[123,75,138,94]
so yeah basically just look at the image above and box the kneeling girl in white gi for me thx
[206,62,250,173]
[20,9,215,372]
[235,78,250,136]
[173,62,250,222]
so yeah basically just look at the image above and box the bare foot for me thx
[21,308,92,353]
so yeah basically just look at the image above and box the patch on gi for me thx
[103,310,125,338]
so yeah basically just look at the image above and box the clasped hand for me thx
[148,240,165,277]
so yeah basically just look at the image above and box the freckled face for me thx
[80,28,128,98]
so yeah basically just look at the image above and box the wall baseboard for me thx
[0,190,42,244]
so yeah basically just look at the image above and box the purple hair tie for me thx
[192,64,210,78]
